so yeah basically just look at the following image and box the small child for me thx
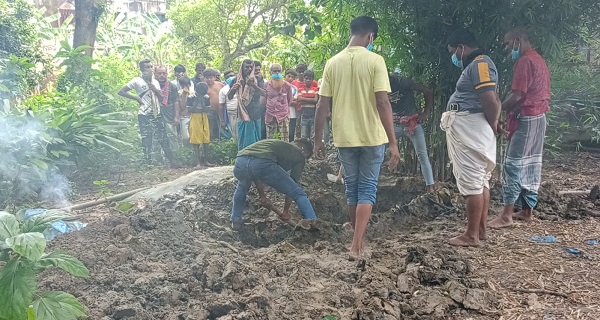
[188,81,213,167]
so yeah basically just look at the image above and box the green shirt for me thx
[237,139,306,182]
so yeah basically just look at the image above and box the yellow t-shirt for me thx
[319,46,391,147]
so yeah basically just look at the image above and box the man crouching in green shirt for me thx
[231,138,318,230]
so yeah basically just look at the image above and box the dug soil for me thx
[41,152,600,319]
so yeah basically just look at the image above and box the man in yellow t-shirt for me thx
[314,16,400,261]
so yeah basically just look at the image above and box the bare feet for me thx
[479,228,487,241]
[427,185,435,193]
[513,210,532,221]
[447,234,480,247]
[488,216,513,229]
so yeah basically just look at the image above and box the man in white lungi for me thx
[442,29,502,247]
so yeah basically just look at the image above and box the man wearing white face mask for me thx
[442,29,502,247]
[489,27,550,228]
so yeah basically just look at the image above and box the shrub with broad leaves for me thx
[0,210,89,320]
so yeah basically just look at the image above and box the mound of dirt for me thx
[41,161,499,319]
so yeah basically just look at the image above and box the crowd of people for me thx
[118,16,550,259]
[118,57,330,167]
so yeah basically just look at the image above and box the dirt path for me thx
[40,153,599,319]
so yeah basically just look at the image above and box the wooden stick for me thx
[513,287,569,298]
[558,190,591,196]
[59,187,151,211]
[214,241,239,253]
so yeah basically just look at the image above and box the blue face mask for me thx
[271,73,283,80]
[366,33,374,51]
[451,53,463,69]
[226,76,235,86]
[511,42,521,61]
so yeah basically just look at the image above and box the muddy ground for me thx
[40,152,600,319]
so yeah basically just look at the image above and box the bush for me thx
[0,89,132,207]
[0,210,89,320]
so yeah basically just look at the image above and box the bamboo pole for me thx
[59,186,151,211]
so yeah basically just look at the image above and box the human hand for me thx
[388,144,400,172]
[313,140,326,160]
[149,84,160,93]
[496,121,508,137]
[232,83,240,90]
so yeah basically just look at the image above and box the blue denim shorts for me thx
[337,145,385,206]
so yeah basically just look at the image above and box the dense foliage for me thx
[0,210,89,320]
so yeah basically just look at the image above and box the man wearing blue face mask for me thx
[265,63,293,141]
[442,29,502,247]
[489,27,550,228]
[314,16,400,260]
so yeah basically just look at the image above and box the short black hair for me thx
[506,27,530,42]
[285,69,298,77]
[178,76,191,87]
[242,59,254,66]
[174,64,186,73]
[224,70,235,77]
[295,63,308,73]
[350,16,378,39]
[303,70,315,80]
[195,82,209,96]
[195,62,206,70]
[253,60,262,67]
[447,29,479,48]
[203,68,218,78]
[294,138,314,158]
[138,59,152,70]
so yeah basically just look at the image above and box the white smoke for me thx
[0,108,72,208]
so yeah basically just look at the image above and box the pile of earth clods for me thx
[41,163,499,319]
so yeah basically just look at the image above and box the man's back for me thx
[320,46,390,147]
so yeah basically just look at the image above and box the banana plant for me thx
[0,210,89,320]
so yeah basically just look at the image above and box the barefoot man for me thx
[314,16,400,260]
[442,30,501,247]
[230,138,317,230]
[204,68,225,140]
[489,28,550,228]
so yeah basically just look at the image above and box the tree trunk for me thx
[73,0,102,56]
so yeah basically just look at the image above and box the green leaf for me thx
[21,210,73,234]
[28,306,37,320]
[0,211,20,242]
[0,259,36,320]
[38,250,89,278]
[6,232,47,261]
[116,201,134,213]
[33,291,87,320]
[30,158,49,170]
